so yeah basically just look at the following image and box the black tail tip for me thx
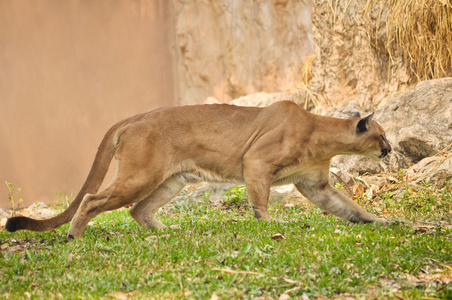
[5,216,25,232]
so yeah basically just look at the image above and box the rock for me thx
[23,202,57,219]
[169,196,190,207]
[26,202,49,210]
[209,79,451,188]
[206,89,313,110]
[326,102,362,119]
[378,79,452,165]
[407,156,452,188]
[189,183,238,204]
[0,208,10,219]
[329,167,357,187]
[332,154,387,176]
[168,182,308,210]
[165,183,237,212]
[331,78,452,180]
[31,208,57,219]
[17,209,31,217]
[361,175,388,189]
[270,185,307,204]
[190,183,307,206]
[229,91,305,108]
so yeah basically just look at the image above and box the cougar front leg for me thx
[243,160,274,221]
[295,181,388,224]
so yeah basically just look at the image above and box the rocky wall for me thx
[308,0,413,108]
[173,0,314,104]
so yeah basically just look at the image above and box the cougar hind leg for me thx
[129,176,185,230]
[68,174,166,239]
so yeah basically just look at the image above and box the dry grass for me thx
[323,0,451,86]
[298,53,315,86]
[386,0,452,81]
[293,54,321,111]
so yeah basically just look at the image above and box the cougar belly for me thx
[272,166,306,186]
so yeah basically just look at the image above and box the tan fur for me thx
[6,101,392,239]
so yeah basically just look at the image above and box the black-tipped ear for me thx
[356,112,374,134]
[351,112,361,118]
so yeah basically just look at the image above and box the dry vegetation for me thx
[301,0,452,107]
[361,0,452,84]
[384,0,452,81]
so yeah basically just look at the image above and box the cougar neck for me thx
[311,116,356,160]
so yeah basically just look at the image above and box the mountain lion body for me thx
[6,101,391,239]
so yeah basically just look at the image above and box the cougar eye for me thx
[380,135,387,142]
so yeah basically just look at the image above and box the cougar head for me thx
[352,112,392,161]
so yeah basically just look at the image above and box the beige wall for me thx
[0,0,177,207]
[0,0,314,208]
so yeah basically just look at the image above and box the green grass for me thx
[1,185,452,299]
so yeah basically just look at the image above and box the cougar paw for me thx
[375,218,389,225]
[150,220,167,231]
[67,233,83,240]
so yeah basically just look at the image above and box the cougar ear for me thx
[356,112,374,134]
[351,112,361,118]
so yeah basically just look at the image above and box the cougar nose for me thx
[380,146,391,158]
[387,144,392,153]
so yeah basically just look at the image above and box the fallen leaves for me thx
[4,245,22,254]
[184,290,192,297]
[352,184,365,197]
[211,268,260,275]
[210,292,220,300]
[429,257,452,271]
[271,233,285,241]
[413,225,436,234]
[107,291,136,299]
[144,234,170,242]
[169,224,181,230]
[333,229,343,235]
[279,277,304,299]
[1,241,24,254]
[212,267,305,300]
[405,272,452,285]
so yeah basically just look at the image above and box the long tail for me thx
[5,123,121,233]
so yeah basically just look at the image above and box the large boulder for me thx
[331,78,452,187]
[407,156,452,187]
[204,78,452,189]
[206,89,311,109]
[181,182,307,207]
